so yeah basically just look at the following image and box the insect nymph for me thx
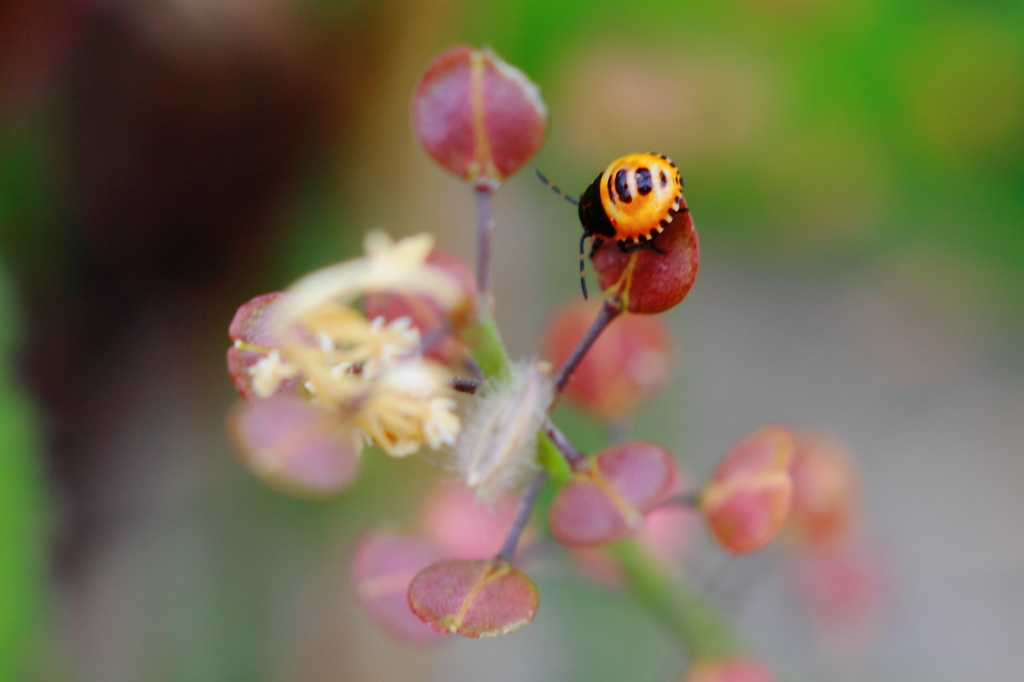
[538,153,686,298]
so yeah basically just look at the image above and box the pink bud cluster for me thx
[700,426,796,555]
[225,236,477,497]
[227,293,364,496]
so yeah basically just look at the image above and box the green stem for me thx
[458,311,573,482]
[460,312,512,385]
[536,429,573,483]
[606,540,738,660]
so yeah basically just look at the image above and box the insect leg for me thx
[578,232,589,299]
[618,239,665,255]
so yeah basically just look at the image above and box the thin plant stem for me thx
[543,420,584,466]
[475,186,494,301]
[552,300,622,395]
[496,472,547,562]
[608,539,737,659]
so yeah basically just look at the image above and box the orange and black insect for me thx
[537,153,686,298]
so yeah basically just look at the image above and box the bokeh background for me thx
[2,0,1024,680]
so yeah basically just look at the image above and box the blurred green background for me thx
[1,0,1023,680]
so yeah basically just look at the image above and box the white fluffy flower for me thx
[246,232,468,458]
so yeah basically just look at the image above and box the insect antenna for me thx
[578,232,588,299]
[535,169,579,206]
[536,169,586,297]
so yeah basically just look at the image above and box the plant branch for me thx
[552,300,622,395]
[496,472,547,562]
[475,186,495,302]
[543,420,584,466]
[607,540,738,659]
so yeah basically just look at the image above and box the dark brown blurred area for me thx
[0,0,390,574]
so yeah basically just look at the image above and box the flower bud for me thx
[227,396,362,497]
[457,362,552,503]
[683,657,776,682]
[549,442,677,547]
[543,300,673,419]
[227,292,303,401]
[592,209,699,314]
[350,532,445,644]
[363,249,476,366]
[408,558,539,638]
[788,430,859,549]
[412,45,547,187]
[700,425,794,554]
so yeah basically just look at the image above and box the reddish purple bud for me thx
[701,426,795,555]
[364,249,476,366]
[227,396,361,498]
[592,209,699,315]
[549,442,678,547]
[543,300,674,419]
[683,657,776,682]
[408,559,539,638]
[227,292,303,401]
[350,532,446,644]
[412,45,547,187]
[787,431,860,549]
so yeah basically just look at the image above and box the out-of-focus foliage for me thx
[0,134,48,681]
[459,0,1024,341]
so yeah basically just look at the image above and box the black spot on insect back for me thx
[659,171,667,187]
[614,169,632,203]
[636,168,652,195]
